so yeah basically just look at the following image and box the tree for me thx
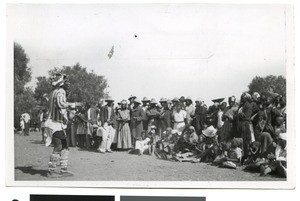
[34,76,53,105]
[248,75,286,96]
[14,42,37,129]
[34,63,108,106]
[14,42,32,95]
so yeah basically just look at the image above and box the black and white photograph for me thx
[6,3,294,188]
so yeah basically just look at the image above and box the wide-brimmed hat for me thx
[51,73,68,87]
[142,97,150,102]
[150,125,157,130]
[279,133,287,141]
[159,97,167,103]
[185,96,193,102]
[202,125,217,138]
[172,97,179,102]
[150,98,157,104]
[133,98,142,104]
[195,98,202,103]
[212,98,225,104]
[105,96,114,102]
[128,95,136,100]
[120,99,128,105]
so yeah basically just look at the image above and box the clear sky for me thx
[7,4,287,104]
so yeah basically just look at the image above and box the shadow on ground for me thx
[15,166,48,177]
[28,139,45,145]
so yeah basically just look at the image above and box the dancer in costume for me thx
[44,73,82,178]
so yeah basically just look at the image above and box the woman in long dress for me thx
[116,100,132,150]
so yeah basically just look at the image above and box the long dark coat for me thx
[130,106,145,140]
[159,109,172,132]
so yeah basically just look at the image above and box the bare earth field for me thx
[14,131,285,181]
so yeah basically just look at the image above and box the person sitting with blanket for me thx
[174,126,199,153]
[213,139,243,169]
[259,133,287,178]
[196,125,220,162]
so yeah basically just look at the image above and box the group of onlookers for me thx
[18,85,284,178]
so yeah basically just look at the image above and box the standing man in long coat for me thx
[159,98,172,134]
[130,98,145,146]
[141,97,150,131]
[146,99,161,132]
[194,98,207,135]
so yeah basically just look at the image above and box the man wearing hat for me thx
[128,94,137,110]
[44,73,82,178]
[130,98,145,146]
[159,98,172,133]
[146,98,161,132]
[171,97,179,110]
[207,98,224,128]
[96,96,116,153]
[185,96,195,126]
[141,97,150,130]
[179,96,186,110]
[100,97,116,127]
[194,98,207,135]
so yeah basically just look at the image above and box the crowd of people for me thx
[24,73,286,178]
[46,87,286,178]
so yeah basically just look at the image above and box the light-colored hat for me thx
[159,97,167,103]
[166,99,172,104]
[150,125,157,130]
[171,129,179,135]
[120,99,128,105]
[133,98,142,104]
[279,133,287,141]
[105,96,114,102]
[185,96,193,102]
[128,95,136,100]
[142,97,150,102]
[195,98,202,103]
[150,98,157,104]
[202,125,217,138]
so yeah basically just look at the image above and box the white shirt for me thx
[275,145,287,161]
[173,110,187,123]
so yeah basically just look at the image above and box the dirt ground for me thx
[14,131,285,181]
